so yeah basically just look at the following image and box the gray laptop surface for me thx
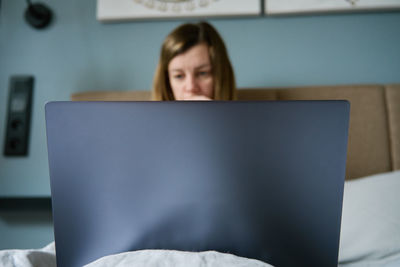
[45,101,349,267]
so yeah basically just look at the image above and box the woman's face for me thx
[168,43,214,100]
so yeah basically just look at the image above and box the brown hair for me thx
[152,21,236,101]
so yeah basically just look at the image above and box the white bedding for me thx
[0,242,55,267]
[338,170,400,267]
[0,243,271,267]
[85,250,272,267]
[1,170,400,267]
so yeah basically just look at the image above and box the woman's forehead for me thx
[168,43,211,71]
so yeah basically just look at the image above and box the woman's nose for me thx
[185,75,199,93]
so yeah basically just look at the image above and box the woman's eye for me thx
[198,71,210,77]
[174,74,184,79]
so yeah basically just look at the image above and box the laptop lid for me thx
[45,101,349,267]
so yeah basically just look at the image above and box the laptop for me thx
[45,100,349,267]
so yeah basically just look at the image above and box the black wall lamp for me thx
[24,0,53,29]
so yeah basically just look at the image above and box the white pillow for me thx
[84,249,273,267]
[339,170,400,266]
[0,242,55,267]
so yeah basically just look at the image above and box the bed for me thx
[1,84,399,267]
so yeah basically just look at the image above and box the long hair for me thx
[152,22,236,101]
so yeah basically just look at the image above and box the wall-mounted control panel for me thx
[3,76,34,156]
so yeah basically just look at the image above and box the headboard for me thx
[71,84,400,180]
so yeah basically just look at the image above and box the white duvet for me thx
[0,242,271,267]
[1,171,400,267]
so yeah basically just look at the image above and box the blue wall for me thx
[0,0,399,249]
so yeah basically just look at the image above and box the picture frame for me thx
[264,0,400,15]
[97,0,261,22]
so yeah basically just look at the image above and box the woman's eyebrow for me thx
[194,63,211,70]
[169,63,211,72]
[169,68,183,72]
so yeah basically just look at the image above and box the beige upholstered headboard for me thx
[71,84,400,180]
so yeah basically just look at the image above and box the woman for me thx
[152,21,236,101]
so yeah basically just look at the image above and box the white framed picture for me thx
[97,0,261,22]
[265,0,400,15]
